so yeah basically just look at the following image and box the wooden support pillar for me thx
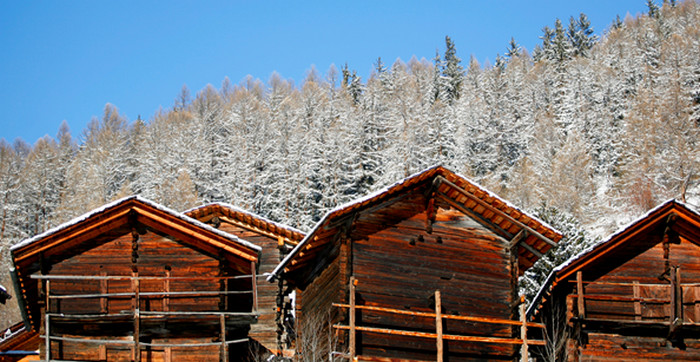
[520,298,528,362]
[132,272,140,362]
[669,265,682,339]
[435,290,443,362]
[576,271,585,319]
[44,280,50,362]
[694,287,700,323]
[251,261,258,313]
[633,281,641,321]
[163,267,171,312]
[100,271,108,313]
[349,276,356,359]
[220,314,228,362]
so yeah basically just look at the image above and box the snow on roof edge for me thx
[11,195,261,254]
[269,164,562,281]
[527,199,700,316]
[184,202,307,236]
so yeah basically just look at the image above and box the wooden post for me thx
[675,267,682,323]
[520,298,528,362]
[251,261,258,313]
[44,280,50,362]
[349,276,356,359]
[132,272,140,362]
[100,271,108,313]
[670,266,678,324]
[633,281,641,321]
[694,287,700,323]
[435,290,443,362]
[576,271,585,319]
[163,268,171,312]
[220,314,227,362]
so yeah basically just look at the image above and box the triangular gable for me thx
[185,203,305,247]
[528,199,700,318]
[10,196,261,332]
[271,165,562,286]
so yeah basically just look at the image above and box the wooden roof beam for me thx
[435,176,558,248]
[436,192,513,240]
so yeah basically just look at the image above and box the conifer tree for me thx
[442,35,464,102]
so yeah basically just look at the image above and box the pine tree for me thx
[505,37,522,59]
[442,35,465,102]
[519,204,597,303]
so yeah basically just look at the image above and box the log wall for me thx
[350,203,516,360]
[567,238,700,360]
[41,229,253,362]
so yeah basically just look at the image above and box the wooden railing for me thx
[31,272,261,362]
[331,277,544,362]
[571,268,700,336]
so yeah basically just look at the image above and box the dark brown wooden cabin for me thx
[185,203,305,357]
[10,196,261,362]
[270,166,563,361]
[529,199,700,361]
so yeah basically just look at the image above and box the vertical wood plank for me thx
[132,272,140,362]
[670,266,678,324]
[633,281,641,321]
[45,280,50,362]
[675,266,682,323]
[163,268,171,312]
[100,271,108,313]
[251,261,258,313]
[435,290,443,362]
[164,347,172,362]
[577,271,585,318]
[349,276,356,358]
[694,287,700,323]
[220,313,227,362]
[520,299,528,362]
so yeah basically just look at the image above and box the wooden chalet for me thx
[185,203,305,357]
[528,199,700,361]
[10,196,262,361]
[270,165,563,361]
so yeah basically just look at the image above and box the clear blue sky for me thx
[0,1,648,145]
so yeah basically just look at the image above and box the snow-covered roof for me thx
[270,165,563,282]
[185,202,307,236]
[527,199,700,317]
[12,195,261,253]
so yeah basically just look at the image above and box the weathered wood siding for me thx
[350,200,516,360]
[296,250,344,361]
[216,221,282,353]
[43,230,253,362]
[568,238,700,360]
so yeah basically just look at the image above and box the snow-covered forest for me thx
[1,1,699,327]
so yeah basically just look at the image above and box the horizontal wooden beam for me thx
[333,324,545,346]
[333,303,544,329]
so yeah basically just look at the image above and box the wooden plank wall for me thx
[216,221,282,353]
[297,252,344,362]
[43,229,252,362]
[569,238,700,360]
[350,200,516,360]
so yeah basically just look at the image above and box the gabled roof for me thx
[270,165,563,286]
[184,202,305,246]
[11,196,261,332]
[528,199,700,318]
